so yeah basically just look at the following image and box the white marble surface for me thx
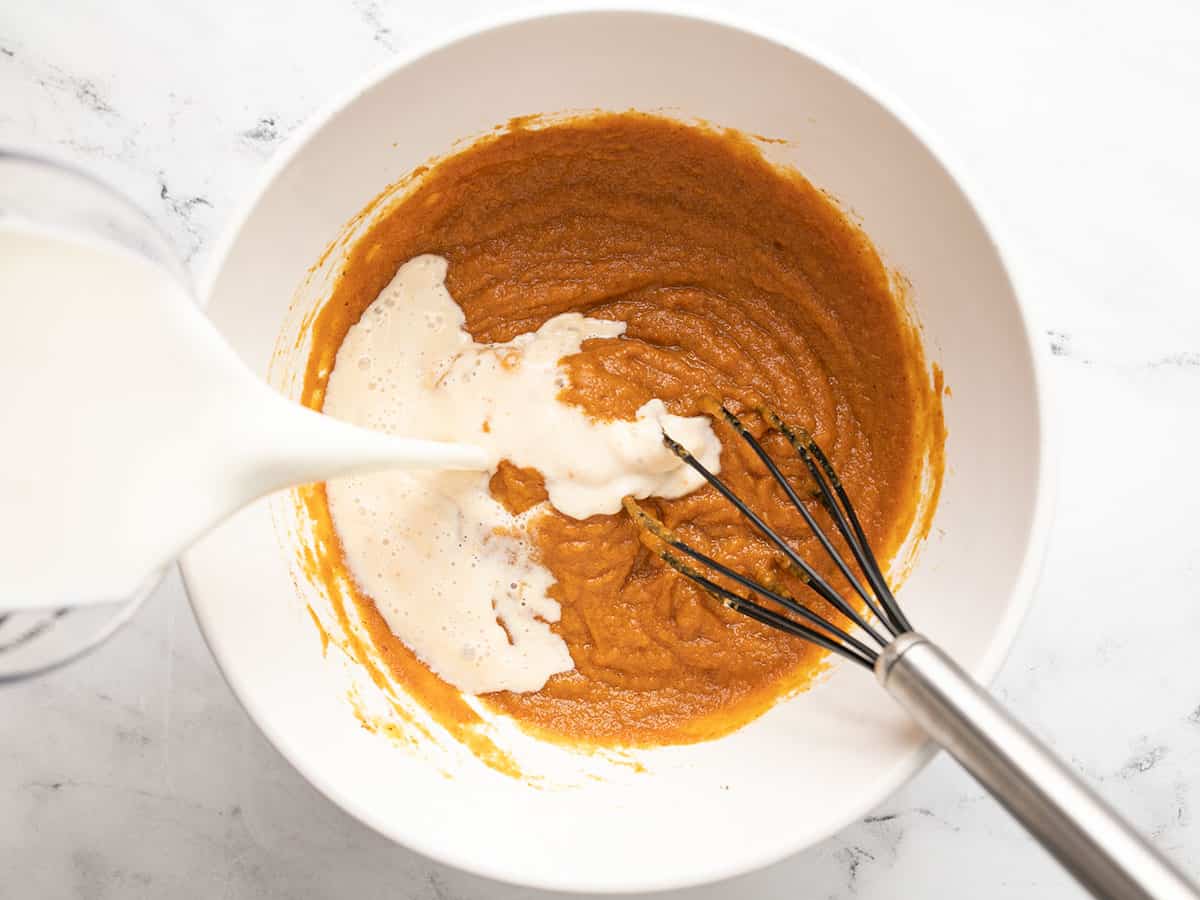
[2,1,1199,897]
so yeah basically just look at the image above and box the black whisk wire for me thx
[623,499,878,667]
[761,407,913,634]
[627,400,913,668]
[659,433,889,650]
[704,401,898,638]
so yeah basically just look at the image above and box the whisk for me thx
[625,400,1199,900]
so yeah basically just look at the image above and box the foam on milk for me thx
[323,255,722,694]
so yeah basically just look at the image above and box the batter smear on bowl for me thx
[300,112,944,747]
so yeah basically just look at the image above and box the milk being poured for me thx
[0,225,485,611]
[0,223,245,606]
[0,227,718,697]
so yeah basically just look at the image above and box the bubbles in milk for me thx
[323,254,721,694]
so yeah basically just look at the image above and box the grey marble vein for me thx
[157,175,213,260]
[240,117,280,145]
[1119,746,1169,779]
[353,0,400,51]
[1147,352,1200,369]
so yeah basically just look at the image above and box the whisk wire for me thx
[706,402,897,637]
[629,400,919,666]
[623,499,878,665]
[761,407,912,634]
[666,550,876,668]
[661,431,889,649]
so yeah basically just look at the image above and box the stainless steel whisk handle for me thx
[878,633,1199,900]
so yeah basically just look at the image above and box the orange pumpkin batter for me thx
[300,113,943,747]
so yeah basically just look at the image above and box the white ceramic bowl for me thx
[184,10,1052,893]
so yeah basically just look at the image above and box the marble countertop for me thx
[2,1,1199,897]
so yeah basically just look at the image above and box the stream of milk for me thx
[0,229,719,696]
[0,225,485,611]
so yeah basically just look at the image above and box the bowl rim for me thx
[183,5,1057,893]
